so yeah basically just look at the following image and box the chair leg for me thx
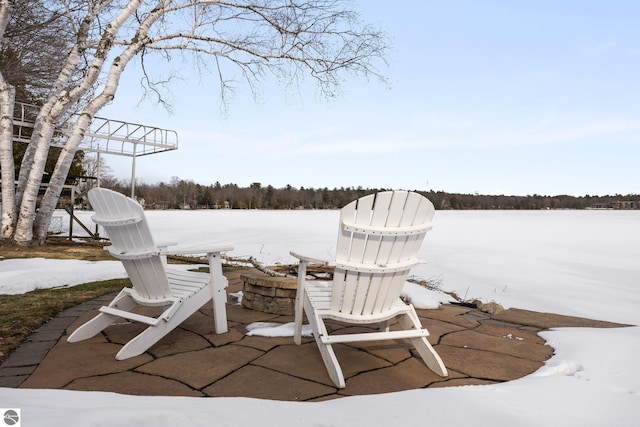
[398,310,448,377]
[315,338,345,388]
[116,290,211,360]
[116,322,172,360]
[207,252,228,334]
[67,312,120,343]
[305,297,345,388]
[411,336,447,376]
[67,290,136,343]
[293,261,308,345]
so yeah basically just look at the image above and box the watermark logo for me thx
[2,409,20,427]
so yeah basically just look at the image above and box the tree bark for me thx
[0,0,16,239]
[13,47,86,243]
[0,83,15,239]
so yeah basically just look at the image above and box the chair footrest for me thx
[321,329,428,344]
[100,306,161,326]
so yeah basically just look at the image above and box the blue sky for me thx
[99,1,639,196]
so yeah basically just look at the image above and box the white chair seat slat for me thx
[169,283,207,297]
[167,270,209,284]
[166,271,210,296]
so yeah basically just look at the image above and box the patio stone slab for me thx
[234,334,295,352]
[436,344,543,382]
[474,320,547,345]
[342,357,447,396]
[440,329,554,361]
[493,308,631,329]
[145,328,213,358]
[19,340,152,389]
[252,341,391,387]
[136,345,263,389]
[66,371,205,397]
[202,365,335,400]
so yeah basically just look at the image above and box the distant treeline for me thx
[100,179,640,210]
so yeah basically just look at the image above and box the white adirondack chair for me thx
[291,191,447,388]
[67,188,232,360]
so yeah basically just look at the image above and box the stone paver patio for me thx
[0,268,628,401]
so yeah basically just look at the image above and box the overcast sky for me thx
[98,0,639,197]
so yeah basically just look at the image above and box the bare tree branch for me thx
[1,0,389,244]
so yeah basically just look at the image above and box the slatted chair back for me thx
[89,188,173,302]
[331,191,434,317]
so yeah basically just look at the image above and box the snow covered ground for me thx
[1,208,638,426]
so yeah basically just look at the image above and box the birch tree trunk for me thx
[0,0,16,239]
[13,47,90,243]
[0,84,15,239]
[33,0,151,242]
[15,0,143,244]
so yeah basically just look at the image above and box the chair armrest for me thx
[290,251,333,266]
[156,241,178,250]
[156,242,178,256]
[162,245,234,256]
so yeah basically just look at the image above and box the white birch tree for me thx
[1,0,77,240]
[0,0,16,238]
[1,0,386,245]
